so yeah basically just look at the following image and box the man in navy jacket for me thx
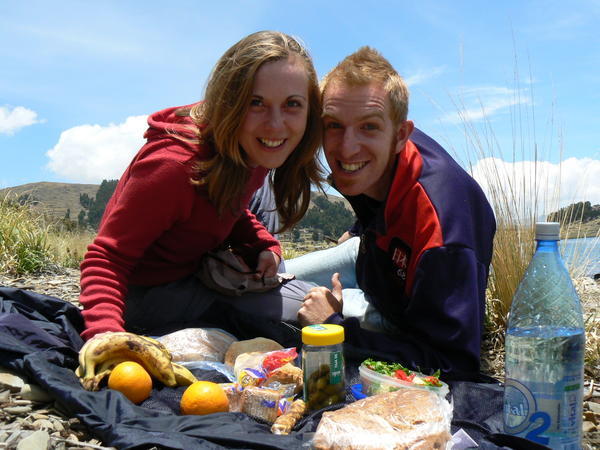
[292,47,496,379]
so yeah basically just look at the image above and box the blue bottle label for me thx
[504,377,582,447]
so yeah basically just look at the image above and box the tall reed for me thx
[445,58,599,376]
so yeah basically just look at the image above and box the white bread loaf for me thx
[224,337,283,366]
[312,388,452,449]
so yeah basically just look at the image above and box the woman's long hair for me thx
[186,31,324,232]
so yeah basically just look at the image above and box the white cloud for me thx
[0,105,43,135]
[46,115,148,183]
[470,157,600,221]
[441,86,531,124]
[404,66,446,87]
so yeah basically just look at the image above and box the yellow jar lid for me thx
[302,324,344,346]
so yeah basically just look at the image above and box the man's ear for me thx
[394,120,415,154]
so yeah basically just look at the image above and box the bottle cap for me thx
[535,222,560,240]
[302,324,344,346]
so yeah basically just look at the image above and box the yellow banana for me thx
[81,355,130,391]
[172,362,198,386]
[78,332,177,389]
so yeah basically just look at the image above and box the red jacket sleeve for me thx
[79,153,197,340]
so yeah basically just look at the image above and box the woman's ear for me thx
[394,120,415,154]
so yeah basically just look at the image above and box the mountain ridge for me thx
[0,181,352,220]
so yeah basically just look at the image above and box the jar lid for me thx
[302,324,344,346]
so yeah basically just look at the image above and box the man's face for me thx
[322,82,412,200]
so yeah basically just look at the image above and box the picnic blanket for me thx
[0,286,547,449]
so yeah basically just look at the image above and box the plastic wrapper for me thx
[240,386,293,424]
[234,347,298,388]
[270,399,306,435]
[156,328,237,363]
[224,337,283,366]
[312,388,453,450]
[220,382,244,412]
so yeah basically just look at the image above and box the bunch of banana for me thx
[76,332,197,391]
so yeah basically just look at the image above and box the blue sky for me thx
[1,0,599,210]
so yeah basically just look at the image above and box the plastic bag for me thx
[234,348,298,388]
[156,327,237,363]
[312,388,453,449]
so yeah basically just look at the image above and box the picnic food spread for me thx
[73,328,452,446]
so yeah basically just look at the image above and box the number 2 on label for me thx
[526,411,550,445]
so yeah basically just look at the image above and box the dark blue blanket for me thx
[0,286,546,449]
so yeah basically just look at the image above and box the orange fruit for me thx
[107,361,153,404]
[180,381,229,415]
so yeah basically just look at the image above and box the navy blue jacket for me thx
[327,128,496,379]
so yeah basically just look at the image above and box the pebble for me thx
[4,405,33,415]
[0,370,25,392]
[20,383,54,403]
[16,430,49,450]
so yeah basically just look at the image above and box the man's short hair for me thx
[321,46,409,126]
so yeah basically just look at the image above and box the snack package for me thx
[312,388,453,450]
[271,399,307,435]
[234,348,298,388]
[220,382,244,412]
[157,328,237,363]
[240,386,292,424]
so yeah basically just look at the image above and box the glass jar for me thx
[301,324,345,411]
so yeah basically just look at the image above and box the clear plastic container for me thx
[359,364,449,398]
[301,324,345,411]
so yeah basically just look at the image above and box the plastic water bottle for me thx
[503,222,585,449]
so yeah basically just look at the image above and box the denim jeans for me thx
[283,237,400,333]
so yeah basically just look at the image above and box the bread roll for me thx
[312,388,452,449]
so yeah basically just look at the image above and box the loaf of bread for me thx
[224,337,283,366]
[312,388,452,449]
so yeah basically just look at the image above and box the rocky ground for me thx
[1,269,599,449]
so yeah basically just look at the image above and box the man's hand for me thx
[255,250,281,279]
[298,273,343,326]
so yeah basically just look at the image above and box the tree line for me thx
[547,201,600,224]
[72,180,356,242]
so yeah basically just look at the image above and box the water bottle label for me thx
[504,377,582,446]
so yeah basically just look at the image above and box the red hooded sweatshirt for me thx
[79,104,280,340]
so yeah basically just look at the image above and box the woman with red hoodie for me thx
[79,31,323,343]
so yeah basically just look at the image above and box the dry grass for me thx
[448,67,600,380]
[0,197,94,274]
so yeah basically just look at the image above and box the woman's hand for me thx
[254,250,281,279]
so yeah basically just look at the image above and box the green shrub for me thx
[0,197,53,275]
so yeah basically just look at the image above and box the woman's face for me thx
[238,57,309,169]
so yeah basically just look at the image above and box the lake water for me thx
[561,236,600,277]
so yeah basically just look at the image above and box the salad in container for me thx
[359,358,449,398]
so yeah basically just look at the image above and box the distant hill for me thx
[0,182,99,219]
[310,190,353,211]
[562,218,600,239]
[0,181,354,221]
